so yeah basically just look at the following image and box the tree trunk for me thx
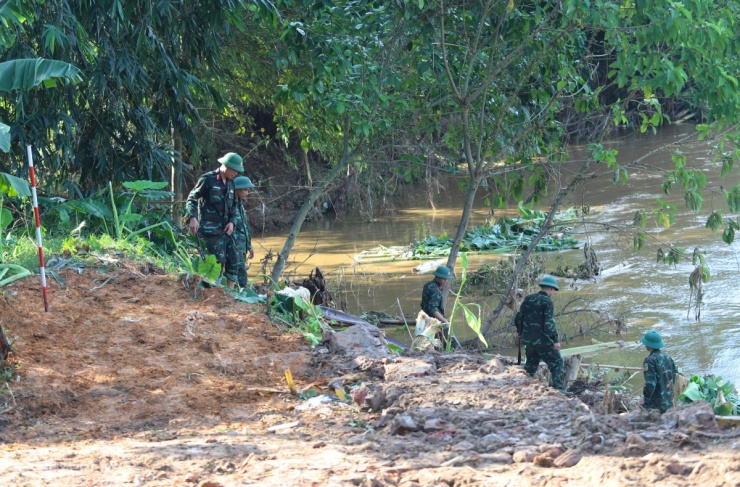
[563,354,582,391]
[270,144,361,283]
[171,130,184,227]
[443,178,480,303]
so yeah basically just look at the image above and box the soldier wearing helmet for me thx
[420,265,460,349]
[641,330,678,413]
[515,275,564,391]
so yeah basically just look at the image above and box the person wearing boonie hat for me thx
[185,152,245,288]
[641,330,678,413]
[515,275,565,391]
[420,265,460,349]
[231,176,256,288]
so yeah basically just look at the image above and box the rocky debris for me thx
[662,400,718,430]
[330,324,397,361]
[390,415,420,435]
[383,357,436,381]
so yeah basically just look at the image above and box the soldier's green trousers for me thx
[524,345,565,391]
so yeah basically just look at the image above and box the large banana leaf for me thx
[0,58,81,91]
[0,58,81,152]
[0,171,31,197]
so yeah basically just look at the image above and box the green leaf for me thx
[723,225,735,245]
[196,254,222,282]
[706,211,723,232]
[122,180,169,192]
[679,382,706,402]
[0,172,31,197]
[0,207,11,230]
[0,58,81,91]
[0,122,8,152]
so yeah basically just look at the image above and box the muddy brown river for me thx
[253,124,740,385]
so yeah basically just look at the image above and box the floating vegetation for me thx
[353,204,583,263]
[551,242,602,280]
[411,203,582,257]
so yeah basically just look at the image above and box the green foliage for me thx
[412,205,582,256]
[679,374,740,416]
[291,296,329,347]
[656,245,684,266]
[706,211,723,232]
[0,172,31,198]
[0,58,81,152]
[447,253,487,351]
[723,220,739,245]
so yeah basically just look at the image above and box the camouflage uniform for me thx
[185,169,240,280]
[516,291,564,390]
[643,350,677,413]
[420,279,460,348]
[421,280,445,318]
[232,202,252,288]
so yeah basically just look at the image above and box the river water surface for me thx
[252,124,740,386]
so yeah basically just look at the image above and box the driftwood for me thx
[563,354,582,390]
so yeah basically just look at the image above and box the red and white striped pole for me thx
[26,145,49,312]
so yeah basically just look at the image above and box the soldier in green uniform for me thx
[641,330,678,413]
[232,176,256,288]
[186,152,244,288]
[420,265,460,349]
[515,275,564,390]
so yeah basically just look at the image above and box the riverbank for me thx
[1,261,739,486]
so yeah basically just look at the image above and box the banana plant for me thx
[447,253,488,351]
[0,58,82,152]
[108,180,174,242]
[0,171,32,286]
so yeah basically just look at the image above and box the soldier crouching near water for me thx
[641,330,678,413]
[186,152,244,288]
[515,275,565,391]
[420,265,460,349]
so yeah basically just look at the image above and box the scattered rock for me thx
[423,418,456,433]
[662,401,718,430]
[512,450,538,463]
[553,448,583,468]
[478,358,506,375]
[533,454,555,467]
[390,415,420,435]
[477,452,513,465]
[330,325,397,361]
[452,441,475,451]
[384,358,436,381]
[665,462,692,476]
[626,433,646,446]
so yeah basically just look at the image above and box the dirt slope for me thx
[1,261,740,487]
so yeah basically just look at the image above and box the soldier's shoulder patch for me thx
[643,363,649,372]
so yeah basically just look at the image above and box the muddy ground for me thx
[1,260,740,487]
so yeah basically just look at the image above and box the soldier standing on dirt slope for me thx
[420,265,460,349]
[515,275,565,391]
[232,176,256,288]
[186,152,244,288]
[641,330,678,413]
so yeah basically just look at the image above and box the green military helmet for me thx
[218,152,245,172]
[641,330,665,350]
[234,176,255,189]
[538,275,559,291]
[433,265,452,279]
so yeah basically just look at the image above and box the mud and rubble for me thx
[1,261,739,486]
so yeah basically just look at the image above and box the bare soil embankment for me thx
[1,262,739,486]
